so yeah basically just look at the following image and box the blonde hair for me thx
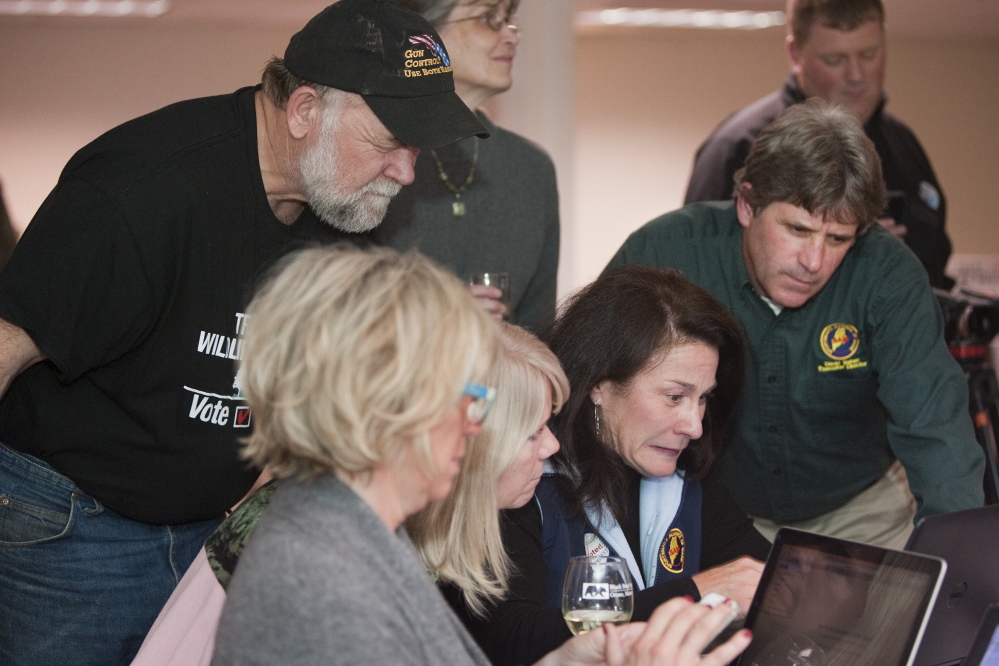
[407,323,569,616]
[239,245,497,480]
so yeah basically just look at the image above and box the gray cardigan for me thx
[212,477,491,666]
[372,111,560,332]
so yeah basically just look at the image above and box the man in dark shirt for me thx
[610,101,983,551]
[0,1,486,664]
[685,0,953,288]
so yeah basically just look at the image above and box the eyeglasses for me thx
[446,5,520,33]
[463,382,497,425]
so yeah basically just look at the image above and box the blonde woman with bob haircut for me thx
[206,245,753,666]
[407,323,567,618]
[213,245,498,665]
[235,245,495,483]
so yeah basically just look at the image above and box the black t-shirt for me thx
[0,87,349,524]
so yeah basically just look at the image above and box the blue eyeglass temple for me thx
[463,382,497,422]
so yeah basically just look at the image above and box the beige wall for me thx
[1,20,996,297]
[572,27,999,291]
[0,22,294,231]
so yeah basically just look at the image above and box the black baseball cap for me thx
[284,0,488,149]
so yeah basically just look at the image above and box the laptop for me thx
[737,528,946,666]
[963,604,999,666]
[905,505,999,666]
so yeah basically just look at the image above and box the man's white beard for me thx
[299,110,401,233]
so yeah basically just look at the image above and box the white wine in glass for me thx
[561,555,634,635]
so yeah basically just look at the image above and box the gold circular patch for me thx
[820,323,860,360]
[659,528,685,573]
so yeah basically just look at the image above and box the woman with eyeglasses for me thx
[201,246,752,666]
[372,0,559,333]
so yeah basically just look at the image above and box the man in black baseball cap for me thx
[255,0,487,233]
[284,0,486,149]
[0,2,482,664]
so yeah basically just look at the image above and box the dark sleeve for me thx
[683,136,752,205]
[0,175,168,380]
[0,181,17,270]
[867,250,984,519]
[511,164,559,334]
[458,501,702,666]
[700,477,772,568]
[452,501,572,666]
[877,120,952,289]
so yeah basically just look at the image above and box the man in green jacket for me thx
[607,100,983,549]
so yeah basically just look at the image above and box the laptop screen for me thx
[964,604,999,666]
[905,504,999,666]
[739,528,946,666]
[975,626,999,666]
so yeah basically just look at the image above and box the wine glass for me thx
[467,272,511,319]
[561,555,634,635]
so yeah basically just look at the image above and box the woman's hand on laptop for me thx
[691,556,765,618]
[604,597,752,665]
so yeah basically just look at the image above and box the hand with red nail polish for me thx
[535,596,752,666]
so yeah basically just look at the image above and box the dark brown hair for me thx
[787,0,884,46]
[735,99,886,233]
[543,265,746,522]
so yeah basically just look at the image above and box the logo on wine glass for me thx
[563,556,634,636]
[581,583,610,600]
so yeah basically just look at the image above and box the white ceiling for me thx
[3,0,998,39]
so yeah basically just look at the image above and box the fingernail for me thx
[723,598,734,606]
[683,595,694,601]
[741,629,753,638]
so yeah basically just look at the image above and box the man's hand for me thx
[877,217,908,239]
[468,284,508,321]
[691,556,765,618]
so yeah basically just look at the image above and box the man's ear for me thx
[786,33,802,70]
[735,185,755,230]
[285,86,322,140]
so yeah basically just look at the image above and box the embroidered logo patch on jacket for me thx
[659,528,685,573]
[820,323,860,360]
[818,323,868,372]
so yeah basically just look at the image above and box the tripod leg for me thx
[970,368,999,505]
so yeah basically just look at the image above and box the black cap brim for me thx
[363,89,489,150]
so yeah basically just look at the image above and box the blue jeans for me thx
[0,442,223,666]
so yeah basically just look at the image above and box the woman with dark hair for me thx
[458,265,771,666]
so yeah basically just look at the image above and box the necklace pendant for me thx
[452,200,466,217]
